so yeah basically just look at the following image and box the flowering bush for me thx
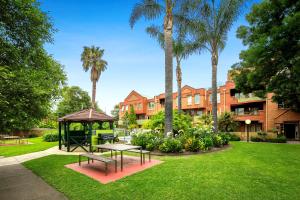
[159,138,183,153]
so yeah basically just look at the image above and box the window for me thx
[122,106,125,112]
[174,97,178,106]
[196,110,203,116]
[137,103,142,110]
[125,105,128,111]
[148,102,155,110]
[187,95,192,105]
[235,108,244,115]
[195,94,200,104]
[209,93,220,103]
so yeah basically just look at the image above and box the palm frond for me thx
[129,0,164,28]
[146,25,165,48]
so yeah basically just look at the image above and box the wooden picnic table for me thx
[94,144,142,171]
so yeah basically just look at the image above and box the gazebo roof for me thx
[58,109,115,122]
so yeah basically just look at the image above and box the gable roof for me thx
[124,90,145,101]
[58,109,114,122]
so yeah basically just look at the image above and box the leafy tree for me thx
[130,0,180,135]
[233,0,300,111]
[81,46,107,109]
[218,112,239,132]
[146,24,202,112]
[56,86,94,117]
[122,111,130,129]
[111,104,120,120]
[185,0,245,132]
[145,110,192,134]
[128,105,138,128]
[0,0,66,132]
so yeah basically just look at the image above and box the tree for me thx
[122,111,130,129]
[56,86,93,117]
[128,105,138,129]
[130,0,175,135]
[0,0,66,132]
[233,0,300,111]
[146,24,202,112]
[81,46,107,109]
[218,112,238,132]
[186,0,245,132]
[111,104,120,120]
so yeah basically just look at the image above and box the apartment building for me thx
[119,77,300,140]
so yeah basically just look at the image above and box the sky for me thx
[40,0,259,114]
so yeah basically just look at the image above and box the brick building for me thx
[119,76,300,140]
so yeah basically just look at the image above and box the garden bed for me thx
[150,144,231,156]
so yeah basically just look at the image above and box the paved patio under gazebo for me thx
[58,109,115,152]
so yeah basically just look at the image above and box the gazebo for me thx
[58,109,115,152]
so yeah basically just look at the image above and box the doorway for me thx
[284,123,297,139]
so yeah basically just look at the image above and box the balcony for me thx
[234,110,265,122]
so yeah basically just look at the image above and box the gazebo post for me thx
[58,122,62,150]
[67,122,70,152]
[88,122,92,152]
[63,122,67,147]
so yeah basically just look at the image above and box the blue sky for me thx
[41,0,258,114]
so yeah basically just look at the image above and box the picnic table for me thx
[94,144,142,171]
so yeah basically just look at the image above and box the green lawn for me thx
[0,137,57,157]
[23,142,300,200]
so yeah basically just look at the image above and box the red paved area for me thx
[65,155,162,184]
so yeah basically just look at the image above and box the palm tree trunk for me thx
[164,0,173,136]
[176,56,182,113]
[92,80,96,109]
[211,51,218,132]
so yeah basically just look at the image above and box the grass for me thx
[23,142,300,200]
[0,137,57,157]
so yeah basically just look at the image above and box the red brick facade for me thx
[119,79,300,140]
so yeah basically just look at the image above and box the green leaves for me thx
[56,86,92,117]
[233,0,300,111]
[129,0,163,28]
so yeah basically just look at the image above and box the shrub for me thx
[219,133,230,145]
[228,134,241,141]
[131,132,163,150]
[250,136,263,142]
[184,137,200,152]
[159,138,182,153]
[146,111,192,134]
[43,132,59,142]
[28,132,39,138]
[268,135,287,143]
[212,134,223,147]
[257,131,267,141]
[202,136,214,150]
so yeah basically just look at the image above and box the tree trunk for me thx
[164,1,173,136]
[92,80,96,109]
[211,51,218,132]
[176,56,182,113]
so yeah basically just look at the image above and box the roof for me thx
[58,109,115,122]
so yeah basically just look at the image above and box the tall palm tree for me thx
[81,46,107,109]
[146,25,203,112]
[187,0,244,132]
[130,0,175,135]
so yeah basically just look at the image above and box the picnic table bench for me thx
[79,153,117,175]
[127,149,151,163]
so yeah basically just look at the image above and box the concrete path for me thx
[0,146,80,167]
[0,164,67,200]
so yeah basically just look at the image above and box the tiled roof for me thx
[58,109,114,122]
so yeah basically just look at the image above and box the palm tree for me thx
[130,0,175,135]
[187,0,244,132]
[81,46,107,109]
[146,25,203,112]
